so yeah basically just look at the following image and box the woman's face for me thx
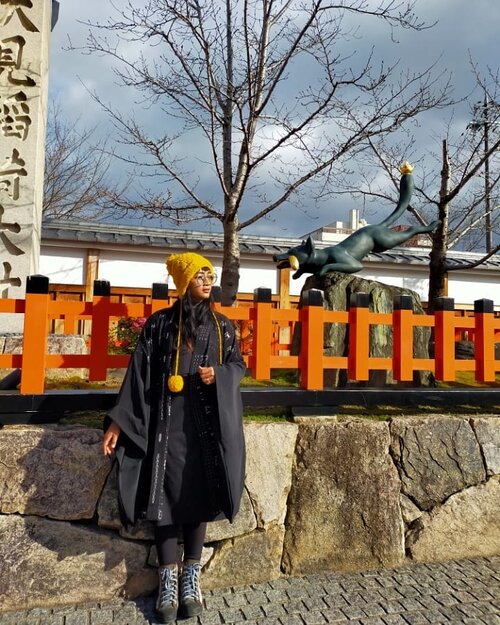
[187,267,217,302]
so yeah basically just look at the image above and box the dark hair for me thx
[173,291,214,347]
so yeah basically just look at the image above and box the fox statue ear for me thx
[306,236,315,252]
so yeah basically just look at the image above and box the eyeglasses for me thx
[192,272,217,285]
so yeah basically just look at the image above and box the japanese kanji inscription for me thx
[1,91,31,140]
[0,0,54,330]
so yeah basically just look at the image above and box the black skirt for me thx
[157,345,223,525]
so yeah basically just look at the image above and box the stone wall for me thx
[0,416,498,612]
[0,334,88,379]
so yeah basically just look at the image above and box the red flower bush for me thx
[109,316,146,354]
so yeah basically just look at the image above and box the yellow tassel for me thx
[168,374,184,393]
[168,303,183,393]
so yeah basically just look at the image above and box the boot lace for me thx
[159,566,178,606]
[181,563,202,602]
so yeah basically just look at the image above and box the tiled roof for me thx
[41,220,500,271]
[42,220,302,255]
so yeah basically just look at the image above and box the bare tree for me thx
[426,137,500,309]
[43,102,128,221]
[79,0,452,304]
[339,71,500,311]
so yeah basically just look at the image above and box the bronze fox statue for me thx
[274,165,439,279]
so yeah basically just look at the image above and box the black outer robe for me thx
[105,305,246,527]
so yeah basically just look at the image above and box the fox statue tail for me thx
[378,172,414,228]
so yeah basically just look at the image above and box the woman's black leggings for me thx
[155,522,207,565]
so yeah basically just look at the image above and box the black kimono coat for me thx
[106,304,246,527]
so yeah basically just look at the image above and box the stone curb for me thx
[1,557,499,625]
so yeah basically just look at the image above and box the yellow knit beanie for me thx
[166,252,215,297]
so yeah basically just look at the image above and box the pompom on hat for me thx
[166,252,215,297]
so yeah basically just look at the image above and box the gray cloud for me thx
[48,1,499,238]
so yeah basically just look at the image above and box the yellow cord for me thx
[168,304,184,393]
[211,310,223,365]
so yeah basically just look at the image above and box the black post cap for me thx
[302,289,324,307]
[349,292,369,308]
[394,295,413,310]
[93,280,111,297]
[434,297,455,311]
[152,283,169,300]
[474,298,494,313]
[253,287,272,303]
[26,275,49,294]
[211,285,222,303]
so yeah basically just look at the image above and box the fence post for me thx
[211,286,222,304]
[299,289,324,390]
[20,275,50,394]
[393,294,414,381]
[434,296,455,381]
[211,286,222,315]
[251,288,272,380]
[88,280,111,382]
[348,292,370,381]
[474,298,496,382]
[151,283,169,314]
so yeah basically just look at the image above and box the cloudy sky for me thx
[48,0,500,239]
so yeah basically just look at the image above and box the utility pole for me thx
[469,93,499,252]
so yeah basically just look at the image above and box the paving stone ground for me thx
[1,557,499,625]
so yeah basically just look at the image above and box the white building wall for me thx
[361,266,500,308]
[39,248,86,284]
[39,242,500,309]
[359,266,429,301]
[289,273,309,296]
[96,255,283,294]
[239,261,278,293]
[448,272,500,307]
[98,251,168,288]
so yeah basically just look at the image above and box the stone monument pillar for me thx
[0,0,55,331]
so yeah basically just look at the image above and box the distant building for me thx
[307,208,368,244]
[307,208,431,249]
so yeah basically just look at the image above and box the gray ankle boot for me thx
[156,564,178,623]
[180,562,203,617]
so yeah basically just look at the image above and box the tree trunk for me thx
[220,217,240,306]
[427,140,451,312]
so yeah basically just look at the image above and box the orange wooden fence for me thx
[1,276,499,394]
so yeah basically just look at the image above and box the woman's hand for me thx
[103,422,121,456]
[199,365,216,385]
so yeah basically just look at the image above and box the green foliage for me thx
[49,402,500,429]
[334,403,500,419]
[436,371,500,388]
[59,411,106,428]
[241,368,299,388]
[45,377,119,390]
[243,406,290,422]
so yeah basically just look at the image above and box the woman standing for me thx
[103,252,246,623]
